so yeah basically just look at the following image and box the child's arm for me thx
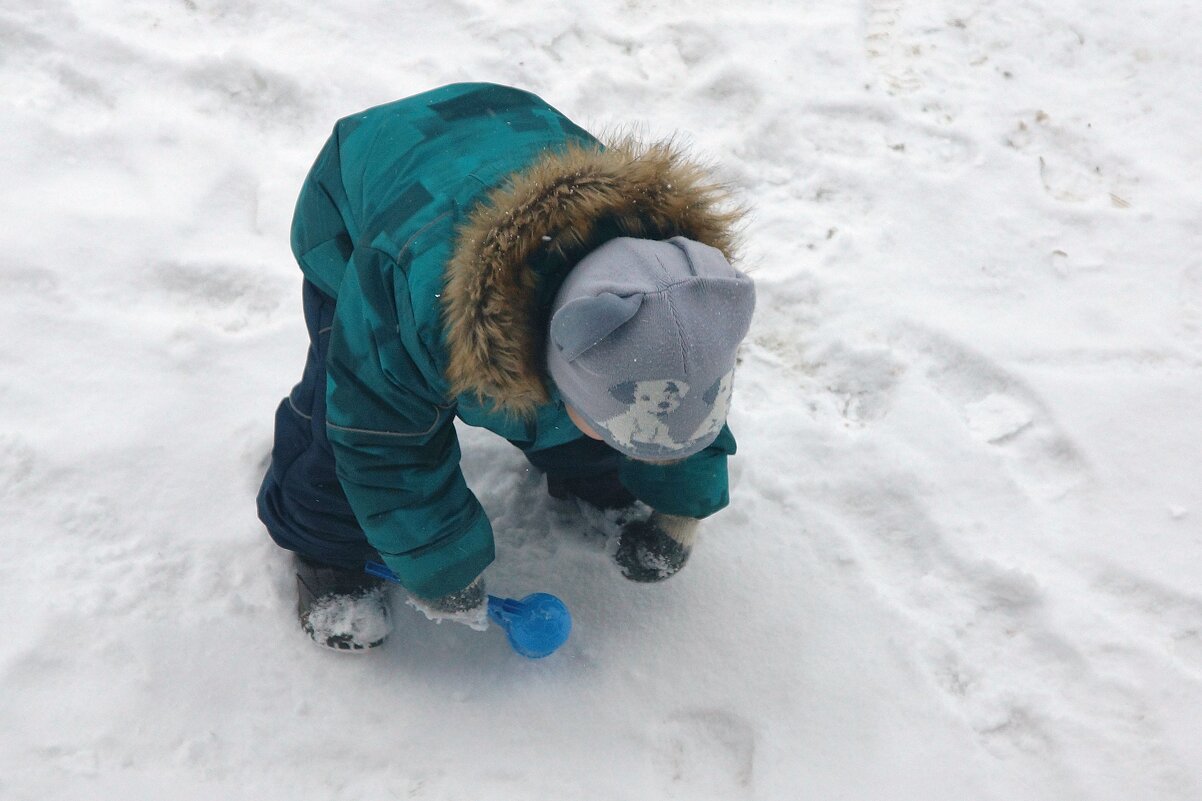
[325,248,493,600]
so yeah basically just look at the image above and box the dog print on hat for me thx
[603,379,690,449]
[689,370,734,443]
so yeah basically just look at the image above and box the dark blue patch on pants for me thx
[257,281,378,570]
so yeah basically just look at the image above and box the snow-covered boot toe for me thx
[613,513,698,582]
[295,556,392,651]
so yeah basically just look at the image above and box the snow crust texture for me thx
[1,1,1200,799]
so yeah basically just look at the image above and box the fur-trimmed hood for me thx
[442,137,744,417]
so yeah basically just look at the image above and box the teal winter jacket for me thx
[290,83,742,598]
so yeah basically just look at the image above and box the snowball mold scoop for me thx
[486,593,572,659]
[364,562,572,659]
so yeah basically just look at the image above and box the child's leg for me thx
[257,281,378,570]
[522,438,636,510]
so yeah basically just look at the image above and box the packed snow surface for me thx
[2,1,1200,799]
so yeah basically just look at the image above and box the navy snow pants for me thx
[256,281,617,569]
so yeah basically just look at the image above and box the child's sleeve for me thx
[323,247,494,599]
[617,426,738,519]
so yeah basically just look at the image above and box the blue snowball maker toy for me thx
[364,562,572,659]
[487,593,572,659]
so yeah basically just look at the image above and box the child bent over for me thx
[257,83,755,650]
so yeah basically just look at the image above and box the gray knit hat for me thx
[546,236,756,460]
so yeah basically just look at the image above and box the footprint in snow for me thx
[149,260,285,334]
[1004,112,1137,208]
[650,708,756,798]
[1177,263,1202,354]
[797,103,976,170]
[0,434,38,503]
[863,0,925,95]
[0,266,61,302]
[1089,568,1202,680]
[899,323,1090,500]
[184,53,311,127]
[814,341,907,426]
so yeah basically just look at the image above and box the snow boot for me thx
[613,514,696,582]
[295,555,392,651]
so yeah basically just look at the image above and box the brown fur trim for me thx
[442,136,744,416]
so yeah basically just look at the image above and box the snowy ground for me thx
[2,0,1200,799]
